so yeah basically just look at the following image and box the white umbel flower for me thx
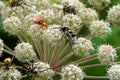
[23,0,49,10]
[88,0,111,10]
[2,5,35,19]
[0,39,4,56]
[25,13,38,22]
[98,44,117,64]
[73,37,94,56]
[0,67,22,80]
[37,9,55,24]
[63,14,82,31]
[107,64,120,80]
[3,16,22,35]
[89,20,111,38]
[107,5,120,26]
[14,42,37,62]
[78,8,99,26]
[61,64,84,80]
[61,0,85,10]
[33,61,54,80]
[29,24,46,40]
[44,24,62,46]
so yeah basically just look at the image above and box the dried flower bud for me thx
[107,64,120,80]
[63,14,82,31]
[88,0,111,10]
[98,44,117,64]
[3,16,22,35]
[78,8,99,26]
[0,39,4,56]
[33,61,54,80]
[107,5,120,26]
[89,20,111,38]
[14,42,37,62]
[73,37,94,56]
[61,64,84,80]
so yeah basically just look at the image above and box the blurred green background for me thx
[0,0,120,80]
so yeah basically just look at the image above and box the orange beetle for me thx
[34,16,48,29]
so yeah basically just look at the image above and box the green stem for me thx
[84,76,108,79]
[50,45,58,65]
[86,33,95,40]
[81,63,106,68]
[16,33,24,42]
[34,39,44,61]
[55,52,74,67]
[4,44,13,53]
[53,42,69,65]
[73,54,98,64]
[3,49,15,56]
[43,37,48,62]
[76,57,98,65]
[115,46,120,50]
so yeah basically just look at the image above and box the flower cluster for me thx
[37,9,56,24]
[107,5,120,26]
[61,64,84,80]
[14,42,38,62]
[33,61,54,80]
[89,20,111,38]
[29,24,46,40]
[107,64,120,80]
[61,0,85,10]
[1,0,120,80]
[97,44,117,64]
[63,14,82,31]
[0,66,21,80]
[44,24,62,46]
[88,0,111,10]
[3,16,22,35]
[78,8,99,25]
[73,37,94,56]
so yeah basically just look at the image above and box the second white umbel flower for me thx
[61,64,84,80]
[89,20,111,38]
[3,16,22,35]
[73,37,94,56]
[98,44,117,64]
[14,42,38,63]
[107,64,120,80]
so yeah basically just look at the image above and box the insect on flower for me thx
[63,5,76,15]
[0,57,13,70]
[21,61,52,78]
[52,26,77,44]
[34,16,48,29]
[22,63,37,77]
[9,0,21,7]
